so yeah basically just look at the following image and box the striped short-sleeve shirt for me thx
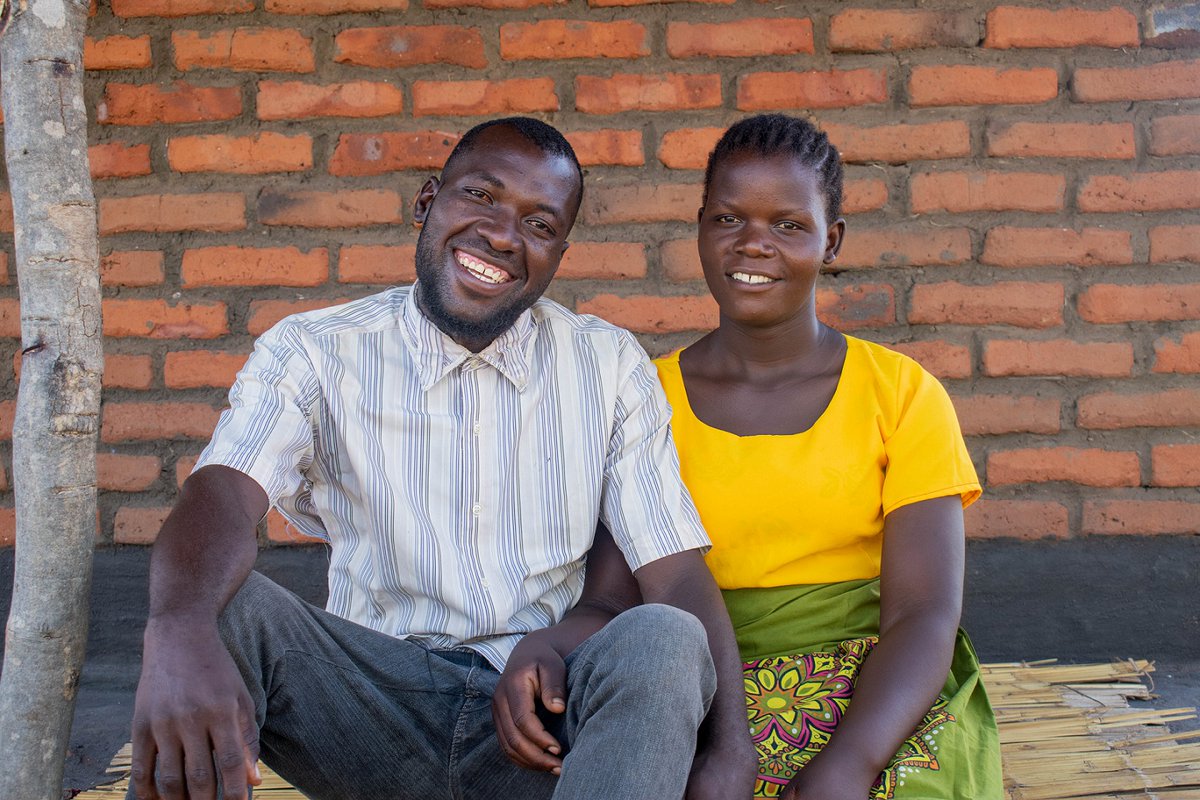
[196,286,709,668]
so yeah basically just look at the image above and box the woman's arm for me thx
[786,494,965,799]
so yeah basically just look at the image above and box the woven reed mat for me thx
[75,659,1200,800]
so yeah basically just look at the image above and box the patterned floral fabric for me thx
[744,637,956,799]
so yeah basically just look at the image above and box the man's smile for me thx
[455,248,516,286]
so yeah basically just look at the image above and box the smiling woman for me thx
[409,119,583,354]
[655,114,1004,799]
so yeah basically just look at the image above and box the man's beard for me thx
[413,226,537,350]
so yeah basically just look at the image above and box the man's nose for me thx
[476,208,520,253]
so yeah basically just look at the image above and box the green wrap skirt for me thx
[725,578,1004,799]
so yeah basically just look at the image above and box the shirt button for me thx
[481,579,490,589]
[472,421,481,435]
[472,503,482,516]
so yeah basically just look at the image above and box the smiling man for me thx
[129,118,754,800]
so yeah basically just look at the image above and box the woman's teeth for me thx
[457,252,512,285]
[731,272,777,285]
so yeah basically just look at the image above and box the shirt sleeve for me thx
[880,360,982,516]
[599,334,711,571]
[194,320,321,515]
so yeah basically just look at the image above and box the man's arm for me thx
[634,550,758,800]
[130,465,268,800]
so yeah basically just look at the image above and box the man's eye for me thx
[527,219,554,235]
[465,188,491,201]
[776,221,801,231]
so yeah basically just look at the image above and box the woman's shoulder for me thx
[843,335,934,390]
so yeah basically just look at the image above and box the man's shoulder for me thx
[269,287,409,340]
[531,297,639,349]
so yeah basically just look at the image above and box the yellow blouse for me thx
[655,336,980,589]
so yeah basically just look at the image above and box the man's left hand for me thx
[491,633,567,774]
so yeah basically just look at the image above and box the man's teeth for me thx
[731,272,777,285]
[457,252,512,285]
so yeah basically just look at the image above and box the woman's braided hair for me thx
[702,114,844,224]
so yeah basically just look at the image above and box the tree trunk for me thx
[0,0,102,796]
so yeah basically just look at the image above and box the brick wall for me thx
[0,1,1197,546]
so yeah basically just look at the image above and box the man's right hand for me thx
[491,631,567,774]
[131,619,261,800]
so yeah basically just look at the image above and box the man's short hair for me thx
[443,117,584,208]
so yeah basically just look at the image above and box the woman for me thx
[493,114,1003,799]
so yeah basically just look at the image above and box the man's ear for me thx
[823,218,846,264]
[413,176,441,226]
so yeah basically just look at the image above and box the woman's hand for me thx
[685,736,759,800]
[491,632,568,774]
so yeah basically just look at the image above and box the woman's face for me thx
[698,152,844,329]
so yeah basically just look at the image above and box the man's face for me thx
[412,126,581,352]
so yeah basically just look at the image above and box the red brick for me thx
[335,26,485,69]
[258,190,403,228]
[182,246,328,288]
[1078,389,1200,429]
[666,18,813,58]
[1073,60,1200,102]
[824,121,971,164]
[661,239,700,282]
[164,350,249,389]
[248,299,348,335]
[101,251,163,287]
[97,453,162,492]
[99,193,246,234]
[85,35,153,70]
[737,69,889,110]
[0,507,14,548]
[843,179,889,214]
[910,65,1058,106]
[576,294,717,333]
[582,183,701,225]
[590,0,732,6]
[830,9,978,51]
[965,500,1069,540]
[103,299,228,339]
[0,193,11,232]
[338,245,417,285]
[910,283,1063,328]
[0,463,7,492]
[836,228,971,268]
[911,172,1065,214]
[576,74,721,114]
[0,252,7,285]
[1078,285,1200,323]
[658,128,722,170]
[0,299,17,338]
[1151,115,1200,156]
[173,29,314,72]
[266,509,326,544]
[1083,500,1200,535]
[985,6,1138,48]
[168,132,312,174]
[98,82,242,126]
[984,339,1133,378]
[558,243,646,280]
[257,80,404,120]
[412,79,558,117]
[951,394,1061,436]
[988,447,1140,487]
[887,341,971,380]
[1153,331,1200,374]
[266,0,408,11]
[981,227,1133,267]
[986,121,1135,160]
[427,0,561,7]
[1079,172,1200,213]
[817,285,897,330]
[1151,226,1200,264]
[330,132,458,176]
[102,402,222,442]
[104,354,155,390]
[175,456,199,488]
[1152,444,1200,487]
[89,143,152,179]
[112,0,252,16]
[0,401,12,440]
[566,130,643,167]
[113,507,172,545]
[500,21,647,61]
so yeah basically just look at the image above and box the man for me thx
[130,117,755,800]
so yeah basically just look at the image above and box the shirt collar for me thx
[399,284,536,392]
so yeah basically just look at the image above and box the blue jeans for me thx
[161,572,716,799]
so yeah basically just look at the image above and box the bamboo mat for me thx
[75,660,1200,800]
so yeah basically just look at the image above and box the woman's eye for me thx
[716,215,739,224]
[776,221,801,231]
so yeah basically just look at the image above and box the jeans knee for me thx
[611,604,710,664]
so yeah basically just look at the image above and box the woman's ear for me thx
[696,206,705,224]
[823,218,846,264]
[413,176,441,226]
